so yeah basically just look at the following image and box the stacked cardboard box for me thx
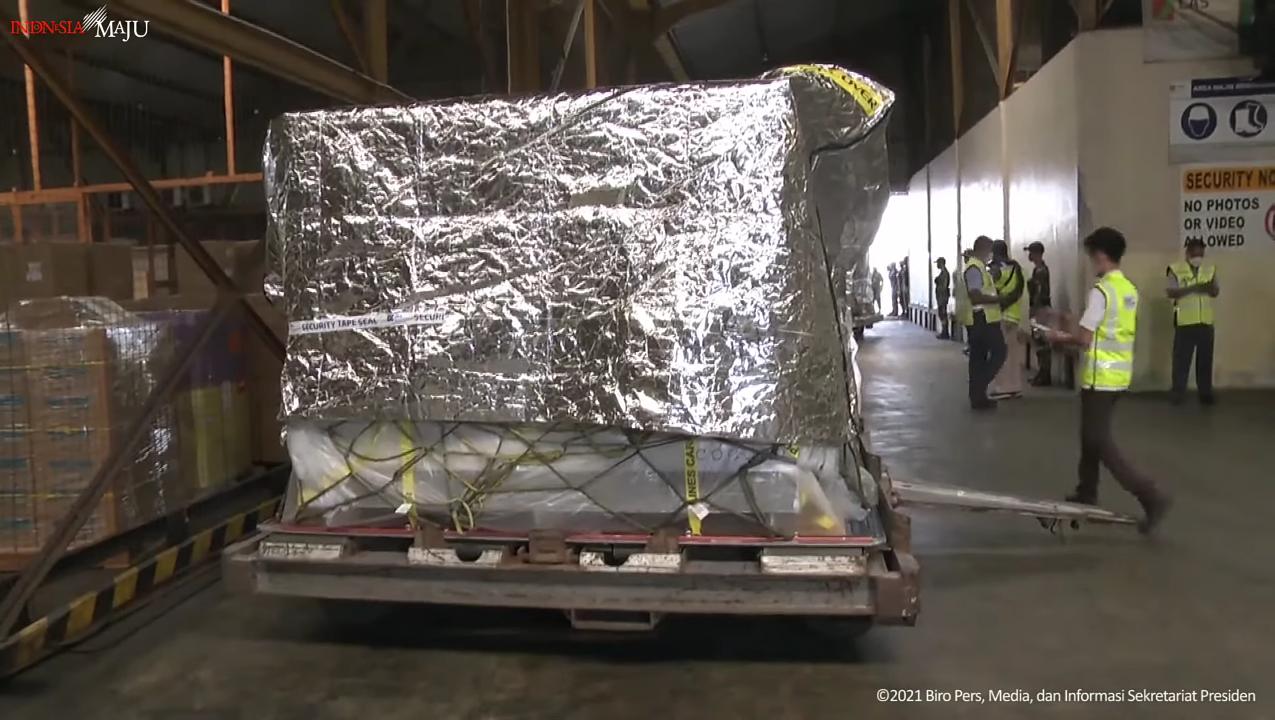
[0,300,124,554]
[0,349,37,552]
[0,244,90,300]
[173,240,264,297]
[0,242,137,303]
[0,288,269,559]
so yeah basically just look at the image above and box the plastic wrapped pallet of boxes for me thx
[265,65,894,538]
[0,297,250,559]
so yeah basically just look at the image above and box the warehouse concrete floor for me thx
[3,320,1272,719]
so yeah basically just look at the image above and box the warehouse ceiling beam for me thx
[549,0,588,92]
[1071,0,1101,31]
[330,0,369,73]
[996,0,1024,99]
[963,0,1000,84]
[506,0,541,92]
[611,0,691,82]
[0,173,263,206]
[364,0,389,83]
[106,0,408,104]
[584,0,599,88]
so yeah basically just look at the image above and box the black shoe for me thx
[971,400,998,411]
[1170,394,1185,406]
[936,332,951,340]
[988,391,1023,401]
[1030,376,1050,387]
[1065,492,1097,506]
[1200,394,1216,407]
[1139,493,1173,535]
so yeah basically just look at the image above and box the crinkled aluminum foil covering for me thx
[265,69,893,446]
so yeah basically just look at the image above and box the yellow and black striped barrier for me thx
[0,497,280,678]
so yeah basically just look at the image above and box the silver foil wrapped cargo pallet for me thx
[265,66,894,537]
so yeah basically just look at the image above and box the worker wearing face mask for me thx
[1046,227,1171,534]
[1166,238,1219,406]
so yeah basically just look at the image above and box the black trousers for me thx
[1033,342,1052,381]
[1171,324,1214,399]
[1075,391,1159,506]
[966,313,1006,405]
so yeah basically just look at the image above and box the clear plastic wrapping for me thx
[283,419,880,538]
[0,297,251,555]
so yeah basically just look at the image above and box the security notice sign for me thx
[1170,76,1274,162]
[1181,163,1275,249]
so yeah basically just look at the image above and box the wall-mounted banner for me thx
[1180,162,1275,249]
[1170,76,1274,162]
[1143,0,1255,62]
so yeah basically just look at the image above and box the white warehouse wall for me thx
[959,107,1007,251]
[926,146,960,309]
[1075,29,1266,388]
[1002,42,1082,319]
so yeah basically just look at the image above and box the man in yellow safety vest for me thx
[1166,238,1219,406]
[1046,227,1171,534]
[955,236,1007,410]
[988,240,1029,399]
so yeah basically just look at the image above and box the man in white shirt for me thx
[1046,227,1171,534]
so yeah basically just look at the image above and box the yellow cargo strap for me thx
[683,439,701,535]
[398,422,417,527]
[780,64,885,115]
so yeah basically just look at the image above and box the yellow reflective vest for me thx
[956,257,1001,327]
[1168,261,1215,327]
[993,261,1029,326]
[1081,270,1137,391]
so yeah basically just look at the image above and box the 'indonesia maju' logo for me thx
[9,5,149,43]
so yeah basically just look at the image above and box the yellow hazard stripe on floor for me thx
[683,439,701,535]
[0,494,281,678]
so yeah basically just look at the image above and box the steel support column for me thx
[221,0,237,175]
[19,0,41,191]
[949,0,965,133]
[108,0,407,104]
